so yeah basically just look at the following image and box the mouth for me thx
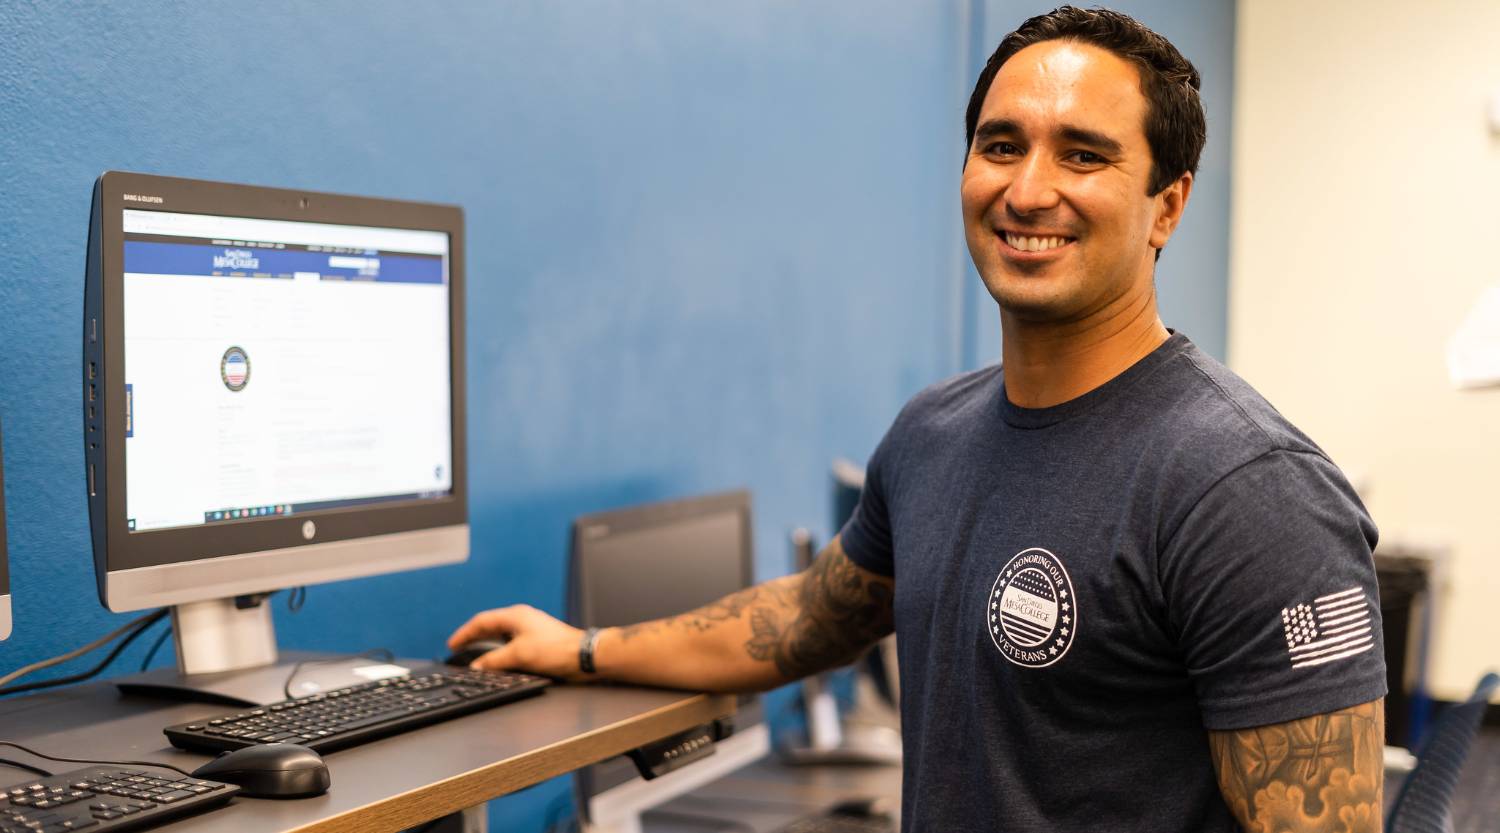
[997,229,1077,257]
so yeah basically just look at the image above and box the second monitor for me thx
[569,490,770,833]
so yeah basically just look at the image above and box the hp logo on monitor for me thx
[302,521,316,540]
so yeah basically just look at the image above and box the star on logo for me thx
[1061,602,1070,611]
[1062,615,1071,624]
[1058,588,1067,597]
[1048,646,1058,655]
[1055,638,1065,647]
[1060,627,1069,636]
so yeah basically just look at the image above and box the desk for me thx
[0,680,734,832]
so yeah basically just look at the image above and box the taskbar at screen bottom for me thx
[125,489,453,532]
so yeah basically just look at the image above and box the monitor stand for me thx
[113,596,414,706]
[782,671,902,766]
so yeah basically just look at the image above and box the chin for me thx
[981,277,1077,323]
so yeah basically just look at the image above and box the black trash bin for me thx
[1376,552,1432,749]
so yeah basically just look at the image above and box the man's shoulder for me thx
[893,363,1003,431]
[1145,339,1328,463]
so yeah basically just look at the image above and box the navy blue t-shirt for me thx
[840,333,1385,832]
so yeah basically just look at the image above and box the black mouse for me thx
[191,742,330,799]
[445,637,509,667]
[829,796,895,819]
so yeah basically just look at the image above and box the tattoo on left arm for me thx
[1208,699,1384,832]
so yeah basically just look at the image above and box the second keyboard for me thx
[164,666,550,754]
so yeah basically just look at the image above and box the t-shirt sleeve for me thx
[837,428,898,577]
[1160,449,1386,731]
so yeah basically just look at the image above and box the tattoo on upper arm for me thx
[615,536,895,680]
[1208,699,1384,833]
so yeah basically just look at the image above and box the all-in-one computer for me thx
[84,170,473,703]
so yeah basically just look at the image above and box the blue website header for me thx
[123,240,444,285]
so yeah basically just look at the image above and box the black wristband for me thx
[579,627,601,674]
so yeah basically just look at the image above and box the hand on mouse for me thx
[448,604,597,681]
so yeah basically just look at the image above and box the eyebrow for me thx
[972,119,1125,157]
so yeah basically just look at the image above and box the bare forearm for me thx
[592,575,801,691]
[1209,699,1384,832]
[594,536,895,692]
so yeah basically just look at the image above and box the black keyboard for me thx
[163,665,550,754]
[0,766,237,832]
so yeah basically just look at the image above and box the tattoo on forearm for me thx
[615,536,895,681]
[1208,699,1384,833]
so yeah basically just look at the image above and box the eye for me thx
[1069,150,1105,165]
[983,141,1022,157]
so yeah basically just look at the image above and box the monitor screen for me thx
[119,209,452,533]
[85,172,467,615]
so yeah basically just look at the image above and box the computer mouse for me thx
[445,637,509,667]
[191,742,331,799]
[828,796,895,819]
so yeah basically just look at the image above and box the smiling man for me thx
[450,7,1387,831]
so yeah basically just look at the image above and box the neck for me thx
[999,284,1170,409]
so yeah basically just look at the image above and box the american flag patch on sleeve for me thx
[1281,587,1374,669]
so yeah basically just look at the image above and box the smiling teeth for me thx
[1005,233,1070,252]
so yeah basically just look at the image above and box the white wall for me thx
[1230,0,1500,699]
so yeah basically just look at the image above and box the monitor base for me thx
[115,651,419,707]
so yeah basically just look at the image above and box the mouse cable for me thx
[0,609,168,690]
[0,741,195,780]
[0,758,55,779]
[283,648,395,700]
[0,613,168,698]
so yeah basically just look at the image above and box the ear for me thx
[1149,171,1194,250]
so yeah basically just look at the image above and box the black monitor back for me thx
[568,489,760,806]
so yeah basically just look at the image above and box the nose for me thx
[1004,154,1061,217]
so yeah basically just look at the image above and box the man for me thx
[450,7,1387,831]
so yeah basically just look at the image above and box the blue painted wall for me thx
[0,2,1231,829]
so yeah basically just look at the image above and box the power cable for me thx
[0,609,165,689]
[0,613,167,697]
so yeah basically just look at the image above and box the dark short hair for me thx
[965,6,1206,196]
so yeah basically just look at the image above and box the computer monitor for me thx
[83,171,466,696]
[568,490,770,833]
[0,413,10,641]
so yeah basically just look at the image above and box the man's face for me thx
[961,40,1189,324]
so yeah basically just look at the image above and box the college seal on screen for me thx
[220,346,251,392]
[988,547,1077,668]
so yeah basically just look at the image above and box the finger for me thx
[469,645,518,672]
[447,607,522,650]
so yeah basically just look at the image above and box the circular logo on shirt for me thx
[220,346,251,392]
[987,547,1077,668]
